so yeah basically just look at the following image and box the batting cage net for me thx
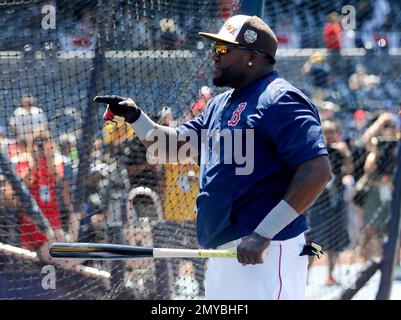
[0,0,401,300]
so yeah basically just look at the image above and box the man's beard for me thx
[213,72,230,87]
[212,65,242,87]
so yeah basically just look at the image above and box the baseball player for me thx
[94,15,331,300]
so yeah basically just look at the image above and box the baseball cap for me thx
[199,86,212,97]
[199,15,278,59]
[309,52,325,63]
[354,109,367,121]
[319,101,340,112]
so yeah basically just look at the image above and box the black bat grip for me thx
[50,242,154,260]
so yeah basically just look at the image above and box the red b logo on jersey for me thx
[228,102,247,126]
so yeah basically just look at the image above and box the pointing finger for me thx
[93,96,109,103]
[94,95,126,104]
[118,98,136,107]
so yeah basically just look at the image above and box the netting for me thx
[0,0,400,300]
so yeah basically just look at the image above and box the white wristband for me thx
[130,112,156,140]
[254,200,299,239]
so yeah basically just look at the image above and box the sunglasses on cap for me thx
[212,43,276,64]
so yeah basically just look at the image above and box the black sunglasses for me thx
[212,43,276,64]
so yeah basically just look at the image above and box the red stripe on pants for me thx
[277,244,283,300]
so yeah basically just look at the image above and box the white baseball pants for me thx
[205,233,308,300]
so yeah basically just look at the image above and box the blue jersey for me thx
[176,72,328,248]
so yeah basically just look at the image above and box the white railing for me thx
[125,186,163,229]
[1,47,401,61]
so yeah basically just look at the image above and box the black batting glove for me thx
[299,241,324,259]
[94,95,141,123]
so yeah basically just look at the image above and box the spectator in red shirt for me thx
[323,12,343,73]
[18,134,65,251]
[323,11,342,51]
[219,0,240,20]
[185,86,213,121]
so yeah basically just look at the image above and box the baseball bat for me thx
[50,242,240,260]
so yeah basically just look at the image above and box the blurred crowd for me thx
[0,86,212,299]
[299,21,401,286]
[0,1,224,52]
[1,0,401,52]
[304,87,400,285]
[266,0,401,48]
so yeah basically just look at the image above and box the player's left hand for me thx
[237,232,270,265]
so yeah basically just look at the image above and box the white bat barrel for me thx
[153,248,237,258]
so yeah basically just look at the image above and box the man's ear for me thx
[248,51,261,67]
